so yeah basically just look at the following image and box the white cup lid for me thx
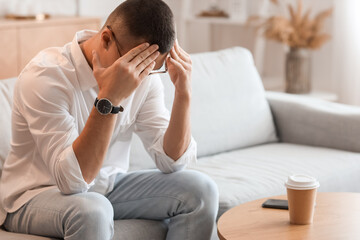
[285,174,320,190]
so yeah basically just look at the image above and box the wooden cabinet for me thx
[0,17,101,79]
[0,28,18,78]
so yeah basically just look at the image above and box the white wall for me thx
[332,0,360,105]
[79,0,123,23]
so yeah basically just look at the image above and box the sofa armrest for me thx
[266,91,360,153]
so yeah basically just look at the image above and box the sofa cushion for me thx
[129,47,278,170]
[188,143,360,219]
[0,78,16,177]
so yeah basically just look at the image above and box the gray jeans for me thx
[4,170,219,240]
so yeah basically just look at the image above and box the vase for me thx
[285,48,312,94]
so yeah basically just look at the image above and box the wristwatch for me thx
[94,97,124,115]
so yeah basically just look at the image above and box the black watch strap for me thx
[94,98,124,114]
[111,104,124,114]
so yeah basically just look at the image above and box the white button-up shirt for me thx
[0,30,197,225]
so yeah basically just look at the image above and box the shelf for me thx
[186,17,249,26]
[0,16,101,29]
[263,76,338,102]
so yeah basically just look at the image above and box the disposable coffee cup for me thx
[285,175,320,225]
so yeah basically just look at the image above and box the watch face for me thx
[97,99,112,115]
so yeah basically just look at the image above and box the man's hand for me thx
[163,40,192,161]
[167,40,192,98]
[92,43,160,105]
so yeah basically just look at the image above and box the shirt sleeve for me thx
[17,71,93,194]
[134,76,197,173]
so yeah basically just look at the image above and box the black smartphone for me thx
[262,199,288,210]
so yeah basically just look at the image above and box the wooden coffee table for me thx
[217,192,360,240]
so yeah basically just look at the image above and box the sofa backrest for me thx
[0,78,16,178]
[129,47,278,170]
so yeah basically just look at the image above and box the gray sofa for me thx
[1,47,360,239]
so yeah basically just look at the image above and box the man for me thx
[0,0,219,239]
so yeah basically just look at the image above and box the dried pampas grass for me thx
[255,0,332,49]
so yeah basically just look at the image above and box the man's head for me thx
[95,0,175,69]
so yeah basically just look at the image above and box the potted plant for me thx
[252,0,332,93]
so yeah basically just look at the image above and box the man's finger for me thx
[136,51,160,73]
[174,40,191,62]
[131,44,159,66]
[139,61,156,79]
[176,48,190,63]
[177,41,190,57]
[122,42,150,62]
[167,56,185,72]
[179,47,191,59]
[170,48,188,68]
[92,50,102,70]
[175,40,191,59]
[174,39,181,53]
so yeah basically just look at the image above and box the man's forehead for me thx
[116,30,146,52]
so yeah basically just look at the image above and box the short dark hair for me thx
[104,0,175,54]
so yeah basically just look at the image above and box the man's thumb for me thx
[92,50,102,70]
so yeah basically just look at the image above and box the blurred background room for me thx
[0,0,359,105]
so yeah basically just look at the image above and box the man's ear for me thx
[100,29,112,51]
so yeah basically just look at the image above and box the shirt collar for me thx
[70,30,98,91]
